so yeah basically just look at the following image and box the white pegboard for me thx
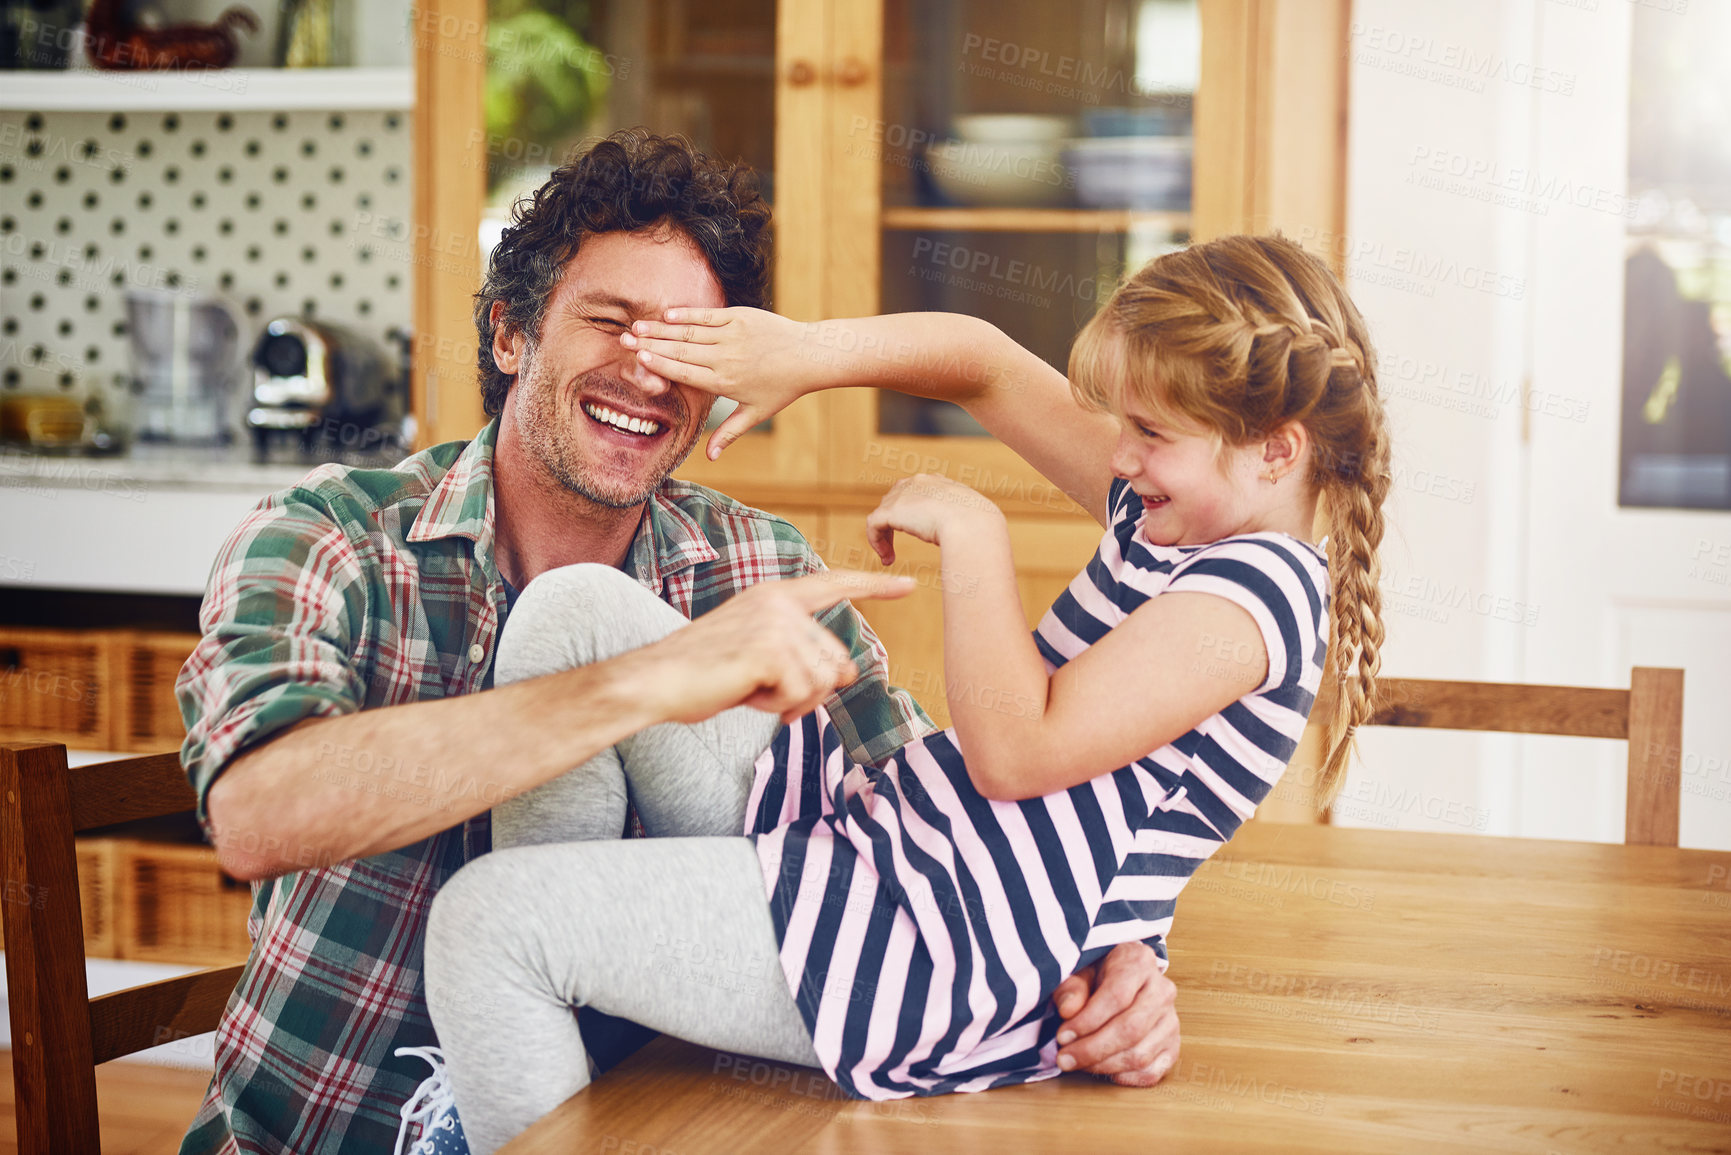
[0,106,413,418]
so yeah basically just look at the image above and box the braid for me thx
[1318,431,1391,804]
[1071,232,1392,812]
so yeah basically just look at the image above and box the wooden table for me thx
[501,822,1731,1154]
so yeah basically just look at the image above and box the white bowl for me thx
[951,114,1073,145]
[925,138,1073,207]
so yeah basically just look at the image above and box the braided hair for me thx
[1069,234,1391,806]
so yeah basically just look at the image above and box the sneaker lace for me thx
[393,1046,458,1155]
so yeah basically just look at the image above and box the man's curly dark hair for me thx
[473,129,773,418]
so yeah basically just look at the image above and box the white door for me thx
[1523,1,1731,849]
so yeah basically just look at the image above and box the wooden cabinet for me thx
[412,0,1349,720]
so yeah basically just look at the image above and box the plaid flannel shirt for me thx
[175,420,932,1154]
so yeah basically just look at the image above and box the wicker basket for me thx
[113,631,201,753]
[116,839,254,966]
[0,836,120,957]
[77,837,121,958]
[0,627,112,749]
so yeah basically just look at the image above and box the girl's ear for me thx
[1263,421,1310,481]
[490,300,525,375]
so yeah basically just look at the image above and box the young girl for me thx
[409,234,1389,1153]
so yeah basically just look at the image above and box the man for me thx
[178,130,1179,1154]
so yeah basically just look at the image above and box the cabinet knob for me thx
[838,57,870,87]
[787,59,816,87]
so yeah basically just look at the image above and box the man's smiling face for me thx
[496,224,726,509]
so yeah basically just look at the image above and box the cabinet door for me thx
[439,0,827,485]
[633,0,828,489]
[820,0,1348,505]
[824,0,1206,504]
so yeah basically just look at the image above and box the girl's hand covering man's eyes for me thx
[621,307,835,461]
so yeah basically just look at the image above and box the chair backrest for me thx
[1,741,245,1155]
[1362,667,1684,846]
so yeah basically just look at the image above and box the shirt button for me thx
[468,643,485,663]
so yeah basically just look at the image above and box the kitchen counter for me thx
[0,442,408,596]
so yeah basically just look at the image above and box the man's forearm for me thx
[207,656,661,881]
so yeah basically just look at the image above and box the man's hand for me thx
[1052,941,1180,1085]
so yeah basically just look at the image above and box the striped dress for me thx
[745,477,1330,1099]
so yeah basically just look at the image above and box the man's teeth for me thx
[584,403,662,436]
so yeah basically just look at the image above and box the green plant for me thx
[484,7,610,191]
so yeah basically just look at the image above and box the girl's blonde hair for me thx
[1069,233,1390,807]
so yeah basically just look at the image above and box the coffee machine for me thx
[244,316,399,458]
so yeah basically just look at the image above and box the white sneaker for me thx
[393,1046,470,1155]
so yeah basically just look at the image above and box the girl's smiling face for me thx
[1109,392,1271,548]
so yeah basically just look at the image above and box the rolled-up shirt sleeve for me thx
[177,492,370,825]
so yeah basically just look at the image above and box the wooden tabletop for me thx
[501,822,1731,1154]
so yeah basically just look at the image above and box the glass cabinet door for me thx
[483,0,777,224]
[483,0,819,488]
[829,0,1201,501]
[880,0,1197,427]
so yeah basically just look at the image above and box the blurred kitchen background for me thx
[1,3,1727,1068]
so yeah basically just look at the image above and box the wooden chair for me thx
[1361,667,1684,846]
[1,741,245,1154]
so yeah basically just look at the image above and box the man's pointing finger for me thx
[780,570,916,613]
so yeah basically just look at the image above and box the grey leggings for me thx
[424,564,820,1155]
